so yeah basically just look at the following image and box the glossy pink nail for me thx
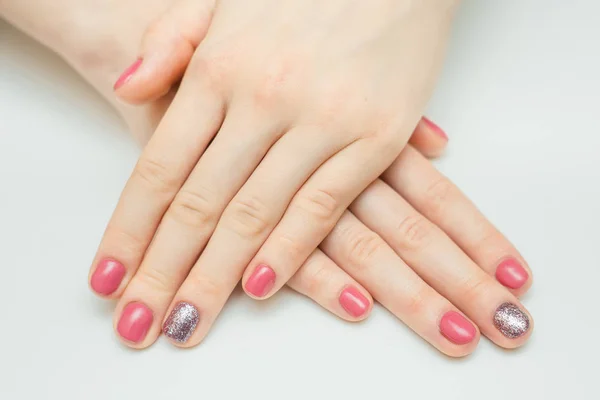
[117,302,153,343]
[113,58,142,90]
[439,311,476,345]
[90,259,126,295]
[245,264,276,298]
[422,116,448,140]
[339,286,370,318]
[495,258,529,289]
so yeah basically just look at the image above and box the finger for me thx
[287,249,373,322]
[110,103,282,348]
[408,117,449,159]
[383,146,533,296]
[113,0,216,103]
[351,180,533,348]
[242,137,401,299]
[88,76,224,300]
[155,248,373,348]
[322,211,479,357]
[150,127,341,347]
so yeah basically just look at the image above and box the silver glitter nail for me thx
[163,302,199,343]
[493,302,530,339]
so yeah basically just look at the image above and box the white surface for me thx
[1,1,599,399]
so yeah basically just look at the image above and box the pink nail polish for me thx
[495,258,529,289]
[245,264,276,298]
[117,302,153,343]
[113,58,143,90]
[422,116,448,140]
[339,286,370,318]
[439,311,476,345]
[90,259,126,295]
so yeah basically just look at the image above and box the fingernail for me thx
[113,58,143,90]
[495,258,529,289]
[422,116,448,140]
[245,264,276,298]
[117,302,153,343]
[163,302,200,344]
[339,286,370,318]
[494,302,530,339]
[439,311,476,345]
[90,258,126,295]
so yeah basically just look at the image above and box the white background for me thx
[1,1,599,399]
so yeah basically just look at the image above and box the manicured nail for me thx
[113,58,143,90]
[90,259,126,295]
[439,311,476,345]
[339,286,370,318]
[495,258,529,289]
[493,302,530,339]
[245,264,276,298]
[422,116,448,140]
[117,302,153,343]
[163,302,199,344]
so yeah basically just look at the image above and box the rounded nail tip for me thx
[113,58,143,91]
[341,307,370,320]
[118,338,154,350]
[163,331,191,345]
[493,302,532,340]
[345,313,371,323]
[114,327,156,349]
[243,282,276,299]
[89,281,119,298]
[162,302,200,344]
[441,333,477,346]
[439,311,478,345]
[495,258,531,290]
[163,336,204,349]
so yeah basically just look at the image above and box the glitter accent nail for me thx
[163,302,199,343]
[493,302,530,339]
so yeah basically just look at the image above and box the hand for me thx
[92,0,460,347]
[94,123,534,355]
[4,0,533,357]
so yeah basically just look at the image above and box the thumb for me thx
[409,117,449,159]
[113,0,216,104]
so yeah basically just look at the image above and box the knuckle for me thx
[346,230,385,269]
[393,214,433,251]
[302,261,332,295]
[223,195,272,238]
[293,188,340,223]
[423,176,457,218]
[103,224,147,258]
[189,47,234,88]
[134,157,178,194]
[253,57,296,107]
[278,234,305,264]
[460,276,491,305]
[402,288,427,316]
[136,267,174,295]
[169,187,219,228]
[184,274,223,306]
[315,83,353,121]
[471,228,510,259]
[142,19,163,43]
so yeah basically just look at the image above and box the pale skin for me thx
[1,0,534,357]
